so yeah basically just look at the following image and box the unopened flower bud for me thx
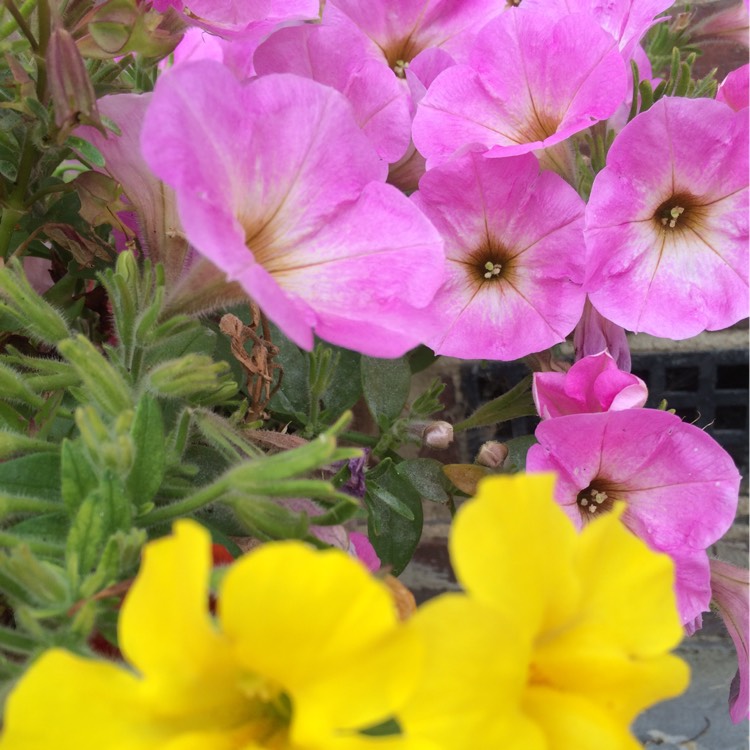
[422,420,454,449]
[475,441,509,469]
[76,0,185,60]
[47,26,104,141]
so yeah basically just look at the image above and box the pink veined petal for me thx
[413,10,627,166]
[254,23,412,162]
[328,0,504,65]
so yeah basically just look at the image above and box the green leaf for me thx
[0,454,61,501]
[267,323,310,422]
[454,375,536,431]
[396,458,451,504]
[61,439,98,514]
[66,136,106,167]
[361,356,411,426]
[365,459,422,576]
[321,347,361,421]
[503,435,538,473]
[126,394,166,508]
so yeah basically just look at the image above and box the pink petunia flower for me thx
[585,97,749,339]
[717,63,750,112]
[412,9,628,168]
[709,558,749,723]
[141,62,445,356]
[527,408,741,627]
[411,151,586,360]
[533,351,647,420]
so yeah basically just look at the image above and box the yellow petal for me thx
[118,520,247,723]
[400,594,545,750]
[574,506,685,655]
[220,542,417,737]
[0,649,159,750]
[533,639,690,722]
[524,685,643,750]
[450,473,580,633]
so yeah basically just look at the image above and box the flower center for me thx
[653,192,704,234]
[236,675,293,747]
[483,261,502,279]
[393,59,410,78]
[462,237,512,287]
[576,482,616,516]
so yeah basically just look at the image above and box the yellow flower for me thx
[0,521,424,750]
[399,473,690,750]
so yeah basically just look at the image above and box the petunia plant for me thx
[0,0,746,741]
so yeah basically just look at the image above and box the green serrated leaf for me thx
[454,375,536,431]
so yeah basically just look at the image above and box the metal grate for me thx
[460,349,749,483]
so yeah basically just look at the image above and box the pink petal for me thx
[709,559,750,723]
[254,23,412,162]
[413,10,627,166]
[533,351,647,419]
[717,64,750,112]
[573,298,632,372]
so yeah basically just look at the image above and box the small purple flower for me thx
[527,409,741,626]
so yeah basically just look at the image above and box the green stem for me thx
[0,624,35,654]
[0,0,34,42]
[0,531,64,556]
[0,494,60,516]
[340,430,379,447]
[2,0,36,49]
[0,132,37,258]
[23,180,75,208]
[35,0,50,101]
[137,479,228,528]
